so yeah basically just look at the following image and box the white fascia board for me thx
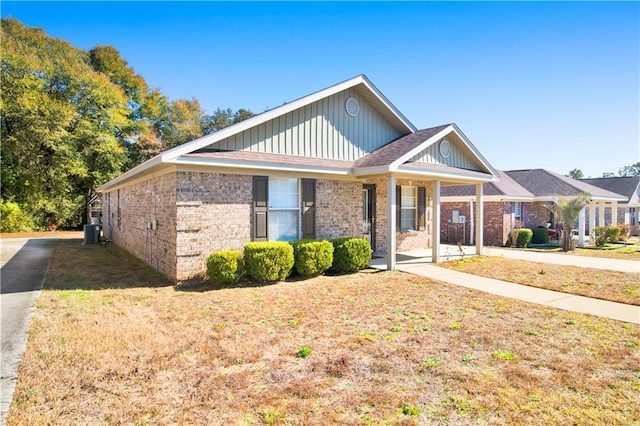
[441,195,535,203]
[451,123,500,178]
[170,156,352,177]
[393,168,496,184]
[535,195,628,203]
[161,75,416,162]
[96,155,163,192]
[352,165,393,176]
[390,125,453,170]
[359,75,417,132]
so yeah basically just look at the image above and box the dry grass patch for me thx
[441,256,640,305]
[8,240,640,425]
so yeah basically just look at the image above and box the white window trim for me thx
[400,186,417,232]
[267,177,301,242]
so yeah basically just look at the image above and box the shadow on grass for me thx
[44,239,172,291]
[175,267,384,293]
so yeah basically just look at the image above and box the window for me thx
[400,186,417,231]
[514,202,522,222]
[268,178,299,241]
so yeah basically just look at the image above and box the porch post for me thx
[578,207,586,247]
[588,202,596,237]
[432,180,441,263]
[611,201,618,226]
[598,202,605,227]
[386,175,397,271]
[475,183,483,255]
[469,200,474,245]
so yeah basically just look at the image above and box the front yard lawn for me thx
[440,256,640,306]
[8,240,640,425]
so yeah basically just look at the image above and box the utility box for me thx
[83,224,100,244]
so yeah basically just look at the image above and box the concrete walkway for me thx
[487,247,639,273]
[371,246,640,324]
[1,238,57,425]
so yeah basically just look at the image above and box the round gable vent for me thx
[439,139,451,158]
[345,97,360,117]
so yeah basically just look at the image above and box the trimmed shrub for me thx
[508,228,533,248]
[591,226,621,247]
[0,200,35,233]
[290,239,334,277]
[530,227,550,245]
[331,237,372,272]
[206,250,244,284]
[244,242,294,282]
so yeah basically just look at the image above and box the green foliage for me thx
[206,250,244,284]
[401,405,422,416]
[591,226,621,247]
[290,239,334,277]
[546,193,591,251]
[244,242,294,282]
[618,162,640,177]
[331,237,372,272]
[296,346,312,358]
[422,358,442,368]
[508,228,533,248]
[493,350,515,360]
[0,199,35,232]
[530,227,550,244]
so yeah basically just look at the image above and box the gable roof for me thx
[98,75,498,192]
[505,169,627,201]
[579,176,640,205]
[441,170,534,201]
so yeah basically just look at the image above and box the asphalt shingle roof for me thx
[440,170,533,198]
[353,124,451,168]
[579,176,640,201]
[505,169,626,200]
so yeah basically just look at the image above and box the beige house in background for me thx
[97,75,498,282]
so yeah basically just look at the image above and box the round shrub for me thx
[591,226,621,247]
[290,239,334,277]
[331,237,372,273]
[0,199,35,232]
[244,242,294,282]
[530,227,550,245]
[508,228,533,248]
[206,250,244,284]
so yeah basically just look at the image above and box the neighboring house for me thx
[440,168,627,246]
[97,75,499,282]
[579,176,640,230]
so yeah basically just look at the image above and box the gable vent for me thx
[345,97,360,117]
[439,139,451,158]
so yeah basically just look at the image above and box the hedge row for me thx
[508,228,533,248]
[591,226,621,247]
[206,237,371,284]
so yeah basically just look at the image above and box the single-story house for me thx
[579,176,640,230]
[97,75,499,282]
[440,168,627,246]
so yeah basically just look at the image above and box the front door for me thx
[362,184,376,251]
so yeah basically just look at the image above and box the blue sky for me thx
[2,1,639,178]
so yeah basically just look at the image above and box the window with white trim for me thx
[268,178,299,241]
[514,202,522,222]
[400,186,417,231]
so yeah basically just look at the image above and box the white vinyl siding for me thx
[206,88,403,161]
[400,186,417,231]
[268,178,299,241]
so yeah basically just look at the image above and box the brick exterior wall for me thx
[523,202,552,229]
[102,172,178,280]
[103,172,440,281]
[315,179,362,241]
[440,201,512,247]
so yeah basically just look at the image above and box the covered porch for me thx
[369,244,479,270]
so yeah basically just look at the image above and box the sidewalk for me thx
[487,247,639,273]
[370,247,640,324]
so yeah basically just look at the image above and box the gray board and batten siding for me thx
[204,87,404,161]
[409,131,483,171]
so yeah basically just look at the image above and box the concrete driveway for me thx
[1,238,57,425]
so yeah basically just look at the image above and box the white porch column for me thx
[588,202,596,236]
[599,202,606,227]
[432,180,441,263]
[611,201,618,226]
[469,200,474,245]
[386,176,397,271]
[578,207,586,247]
[475,184,483,255]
